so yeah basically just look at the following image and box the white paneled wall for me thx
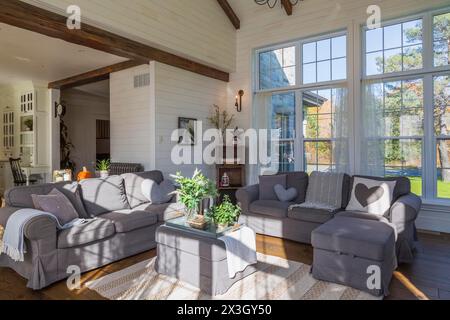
[110,64,154,170]
[154,62,227,179]
[25,0,237,72]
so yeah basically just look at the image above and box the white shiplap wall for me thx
[110,64,154,170]
[24,0,237,72]
[153,62,227,179]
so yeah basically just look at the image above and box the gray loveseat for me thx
[0,170,183,290]
[236,171,421,264]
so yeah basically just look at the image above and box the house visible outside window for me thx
[362,10,450,199]
[255,33,348,175]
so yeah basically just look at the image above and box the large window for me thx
[362,9,450,199]
[255,32,348,175]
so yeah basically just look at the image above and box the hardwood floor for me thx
[0,232,449,300]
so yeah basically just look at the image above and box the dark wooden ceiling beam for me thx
[281,0,293,16]
[48,60,144,90]
[216,0,240,30]
[0,0,229,82]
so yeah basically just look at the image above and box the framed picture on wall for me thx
[178,117,197,145]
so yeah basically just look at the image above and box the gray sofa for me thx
[0,170,183,290]
[236,172,421,264]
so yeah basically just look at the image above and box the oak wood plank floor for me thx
[0,233,449,300]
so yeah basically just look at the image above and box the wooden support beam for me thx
[0,0,229,82]
[48,60,144,90]
[216,0,240,30]
[281,0,293,16]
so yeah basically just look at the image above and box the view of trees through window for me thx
[364,11,450,198]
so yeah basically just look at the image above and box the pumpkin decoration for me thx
[77,167,93,181]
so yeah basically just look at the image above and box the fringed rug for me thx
[85,253,380,300]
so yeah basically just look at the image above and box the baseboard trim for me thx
[416,203,450,234]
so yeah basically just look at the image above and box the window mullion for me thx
[424,73,436,199]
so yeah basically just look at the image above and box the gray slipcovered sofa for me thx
[0,170,183,290]
[236,172,421,264]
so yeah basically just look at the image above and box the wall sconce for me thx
[235,90,244,112]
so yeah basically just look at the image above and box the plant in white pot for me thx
[96,159,110,179]
[207,195,241,231]
[172,169,217,226]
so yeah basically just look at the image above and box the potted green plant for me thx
[207,195,241,231]
[172,169,217,224]
[96,159,110,179]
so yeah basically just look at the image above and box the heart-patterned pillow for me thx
[141,179,175,204]
[346,177,397,216]
[274,184,298,202]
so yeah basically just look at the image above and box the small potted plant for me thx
[207,195,241,231]
[24,118,33,131]
[172,169,217,227]
[96,159,110,179]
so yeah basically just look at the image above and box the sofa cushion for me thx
[80,176,130,216]
[141,179,175,204]
[281,171,309,204]
[135,202,185,222]
[346,177,397,216]
[311,216,396,262]
[121,171,164,208]
[249,200,292,218]
[100,209,158,233]
[259,175,287,201]
[57,218,115,249]
[32,189,80,225]
[288,206,337,224]
[350,175,410,203]
[5,182,88,218]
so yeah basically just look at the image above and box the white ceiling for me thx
[0,23,127,86]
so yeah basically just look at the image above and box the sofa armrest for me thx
[24,216,58,241]
[236,184,259,213]
[0,207,57,242]
[390,193,422,225]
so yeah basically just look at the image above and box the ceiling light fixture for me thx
[254,0,300,9]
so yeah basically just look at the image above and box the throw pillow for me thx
[31,189,80,225]
[259,175,287,200]
[345,177,397,216]
[141,179,175,205]
[274,184,298,202]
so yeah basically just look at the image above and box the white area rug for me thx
[86,253,380,300]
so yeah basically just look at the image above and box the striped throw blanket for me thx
[290,171,345,212]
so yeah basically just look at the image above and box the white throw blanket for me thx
[0,208,87,262]
[219,226,257,278]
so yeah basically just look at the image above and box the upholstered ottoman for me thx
[155,225,257,296]
[311,216,397,297]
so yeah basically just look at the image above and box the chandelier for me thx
[254,0,300,9]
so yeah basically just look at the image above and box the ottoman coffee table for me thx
[155,217,258,296]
